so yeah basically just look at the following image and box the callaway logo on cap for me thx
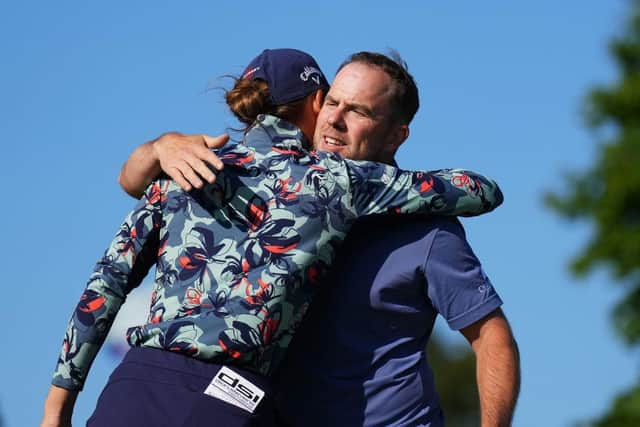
[242,48,329,106]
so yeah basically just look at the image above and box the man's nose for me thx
[327,107,346,130]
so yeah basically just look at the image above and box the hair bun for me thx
[225,78,270,125]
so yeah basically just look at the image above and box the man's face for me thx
[312,62,405,163]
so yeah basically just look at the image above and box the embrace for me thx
[42,48,520,427]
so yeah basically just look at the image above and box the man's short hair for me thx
[338,51,419,125]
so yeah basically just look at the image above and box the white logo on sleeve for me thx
[204,366,265,413]
[300,66,322,85]
[477,283,492,293]
[477,268,492,293]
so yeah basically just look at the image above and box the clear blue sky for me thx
[1,1,637,426]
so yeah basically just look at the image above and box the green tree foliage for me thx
[427,336,479,427]
[590,385,640,427]
[546,1,640,424]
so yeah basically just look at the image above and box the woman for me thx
[42,49,502,427]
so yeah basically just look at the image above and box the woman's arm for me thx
[344,160,503,217]
[49,182,164,397]
[119,132,228,198]
[40,385,78,427]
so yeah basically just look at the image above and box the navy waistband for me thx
[121,347,273,392]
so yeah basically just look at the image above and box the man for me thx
[118,51,520,426]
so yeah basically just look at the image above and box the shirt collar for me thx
[251,114,312,150]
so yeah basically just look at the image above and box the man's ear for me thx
[312,89,324,114]
[390,124,410,153]
[398,124,409,146]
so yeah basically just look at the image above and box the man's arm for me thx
[461,308,520,427]
[119,132,229,198]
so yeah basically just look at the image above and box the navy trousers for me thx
[87,347,280,427]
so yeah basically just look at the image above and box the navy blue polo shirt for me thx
[274,215,502,427]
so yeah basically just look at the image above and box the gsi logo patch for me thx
[204,366,265,413]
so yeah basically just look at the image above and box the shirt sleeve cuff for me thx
[447,294,503,331]
[52,374,84,391]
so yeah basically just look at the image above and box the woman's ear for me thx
[312,89,324,114]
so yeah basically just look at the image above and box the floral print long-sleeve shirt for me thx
[52,114,503,390]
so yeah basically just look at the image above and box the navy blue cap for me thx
[242,48,330,106]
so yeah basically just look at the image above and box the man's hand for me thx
[119,132,229,199]
[40,385,79,427]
